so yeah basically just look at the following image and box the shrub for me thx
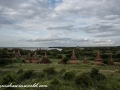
[91,68,99,75]
[75,73,93,87]
[59,68,66,74]
[90,68,106,81]
[2,72,17,84]
[63,57,69,64]
[43,67,56,75]
[63,71,75,80]
[18,70,34,80]
[17,69,23,74]
[50,78,60,85]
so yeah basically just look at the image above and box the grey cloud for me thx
[92,40,114,44]
[26,37,90,44]
[83,24,120,37]
[47,25,74,30]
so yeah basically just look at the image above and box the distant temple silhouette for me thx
[94,51,103,65]
[68,49,79,64]
[25,52,39,63]
[109,54,115,65]
[83,55,88,64]
[40,52,51,64]
[16,49,22,57]
[13,49,22,58]
[25,52,32,63]
[59,55,66,64]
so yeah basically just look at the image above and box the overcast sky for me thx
[0,0,120,47]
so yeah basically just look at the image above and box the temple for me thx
[31,52,39,63]
[59,55,66,64]
[68,49,79,64]
[109,54,115,65]
[83,55,88,64]
[25,52,32,63]
[15,49,22,57]
[40,52,51,64]
[25,52,39,63]
[94,51,103,65]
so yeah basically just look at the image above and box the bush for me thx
[18,70,34,80]
[17,69,23,74]
[91,68,99,75]
[43,67,56,75]
[63,57,69,64]
[90,68,106,81]
[2,72,17,84]
[75,73,93,87]
[59,68,66,74]
[50,78,60,85]
[63,71,75,80]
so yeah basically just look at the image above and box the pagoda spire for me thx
[33,51,39,60]
[59,55,65,64]
[25,52,32,63]
[40,52,51,64]
[109,54,115,65]
[15,49,22,57]
[83,55,88,64]
[94,51,103,65]
[44,52,47,58]
[31,51,39,63]
[69,49,79,64]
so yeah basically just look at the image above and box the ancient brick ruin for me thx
[94,51,103,65]
[69,49,79,64]
[109,54,115,65]
[59,55,66,64]
[15,49,22,57]
[25,52,39,63]
[40,52,51,64]
[83,55,88,64]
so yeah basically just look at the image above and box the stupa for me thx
[59,55,65,64]
[31,51,40,63]
[69,49,79,64]
[40,52,51,64]
[109,54,115,65]
[15,49,22,57]
[83,55,88,64]
[94,51,103,65]
[25,52,32,63]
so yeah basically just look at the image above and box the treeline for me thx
[0,46,120,66]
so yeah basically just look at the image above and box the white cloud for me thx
[0,0,120,46]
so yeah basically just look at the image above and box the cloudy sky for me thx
[0,0,120,47]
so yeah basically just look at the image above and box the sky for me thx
[0,0,120,47]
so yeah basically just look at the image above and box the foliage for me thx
[63,71,75,80]
[90,68,106,81]
[50,78,60,85]
[1,72,17,84]
[43,67,56,75]
[75,73,93,87]
[63,57,69,64]
[18,70,34,81]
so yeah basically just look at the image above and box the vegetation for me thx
[0,47,120,90]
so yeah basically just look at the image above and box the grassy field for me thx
[0,59,120,90]
[1,59,120,77]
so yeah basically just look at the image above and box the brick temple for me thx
[15,49,22,57]
[69,49,79,64]
[25,52,32,63]
[109,54,115,65]
[59,55,65,64]
[25,52,39,63]
[94,51,103,65]
[83,55,88,64]
[40,52,51,64]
